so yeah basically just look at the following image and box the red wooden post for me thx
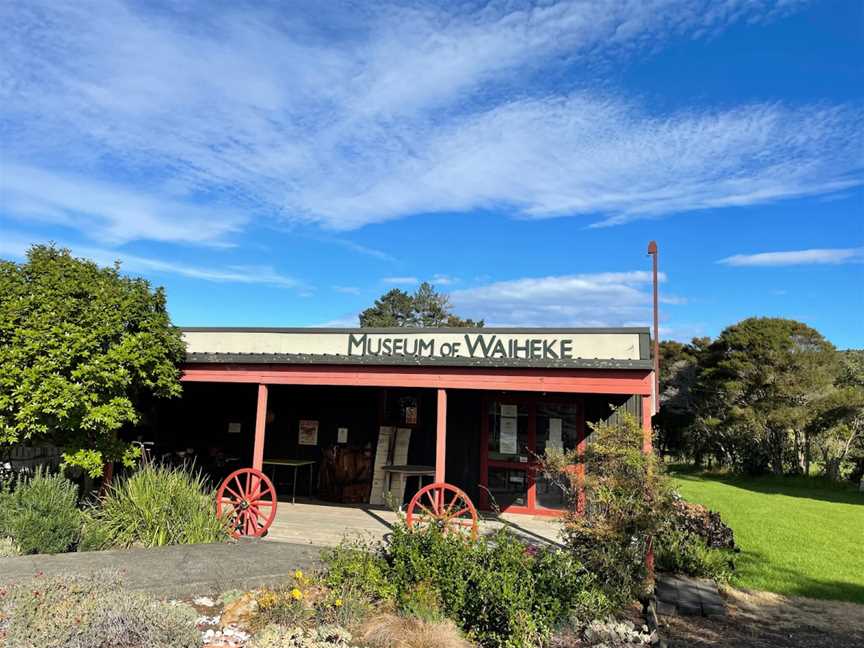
[642,394,653,454]
[253,383,268,471]
[642,393,655,574]
[435,388,447,482]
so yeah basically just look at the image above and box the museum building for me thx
[156,327,656,516]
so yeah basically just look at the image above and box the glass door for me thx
[481,396,583,515]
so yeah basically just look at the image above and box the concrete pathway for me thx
[0,539,320,598]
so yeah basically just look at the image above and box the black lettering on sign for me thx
[348,333,367,355]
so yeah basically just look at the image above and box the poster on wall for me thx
[298,420,319,446]
[500,417,518,454]
[547,418,563,452]
[227,422,242,435]
[500,404,518,418]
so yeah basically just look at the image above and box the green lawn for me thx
[670,468,864,604]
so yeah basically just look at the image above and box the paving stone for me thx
[677,601,703,616]
[702,603,727,618]
[655,601,677,617]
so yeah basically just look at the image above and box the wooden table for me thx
[263,459,317,504]
[381,464,436,501]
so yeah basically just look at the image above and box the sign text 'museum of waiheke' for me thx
[347,332,579,361]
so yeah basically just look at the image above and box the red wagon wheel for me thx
[216,468,278,538]
[406,482,479,541]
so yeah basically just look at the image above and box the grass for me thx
[669,467,864,604]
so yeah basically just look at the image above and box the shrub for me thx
[332,523,606,648]
[654,527,735,582]
[83,463,229,549]
[543,413,673,609]
[0,572,199,648]
[0,467,81,554]
[321,537,397,602]
[249,624,355,648]
[669,495,735,550]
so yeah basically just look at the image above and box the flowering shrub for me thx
[0,571,199,648]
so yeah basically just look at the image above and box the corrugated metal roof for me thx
[183,352,653,371]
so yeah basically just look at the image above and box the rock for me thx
[194,596,216,607]
[220,592,258,628]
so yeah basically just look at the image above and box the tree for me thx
[654,338,708,458]
[359,282,483,328]
[0,245,185,477]
[694,318,841,475]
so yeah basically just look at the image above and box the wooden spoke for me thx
[406,482,478,541]
[216,468,278,538]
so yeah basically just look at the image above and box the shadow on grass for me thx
[668,464,864,506]
[734,548,864,605]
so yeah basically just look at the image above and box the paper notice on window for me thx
[298,420,319,446]
[337,427,349,444]
[500,404,518,418]
[227,422,242,435]
[547,418,563,451]
[500,417,518,454]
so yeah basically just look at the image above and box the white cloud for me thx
[0,233,304,289]
[382,276,419,286]
[2,0,857,242]
[1,164,245,246]
[719,247,864,267]
[431,274,458,286]
[450,271,677,327]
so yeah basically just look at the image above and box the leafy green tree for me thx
[0,245,184,477]
[359,282,483,328]
[694,318,841,475]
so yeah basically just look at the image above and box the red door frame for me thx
[479,393,585,517]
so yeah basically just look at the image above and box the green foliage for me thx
[0,245,185,477]
[544,412,673,609]
[324,524,604,648]
[399,581,444,622]
[321,537,397,602]
[0,467,81,554]
[654,318,863,481]
[359,282,483,328]
[82,463,229,549]
[0,572,199,648]
[654,528,735,582]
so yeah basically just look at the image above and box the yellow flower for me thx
[334,598,343,607]
[294,569,303,580]
[290,588,303,601]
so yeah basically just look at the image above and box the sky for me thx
[1,0,862,348]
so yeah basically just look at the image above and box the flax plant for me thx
[82,463,230,549]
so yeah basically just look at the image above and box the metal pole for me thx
[647,241,659,409]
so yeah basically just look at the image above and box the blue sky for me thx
[1,0,862,347]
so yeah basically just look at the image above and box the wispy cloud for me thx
[719,247,864,267]
[450,271,676,327]
[2,0,855,242]
[431,274,458,286]
[0,233,304,289]
[382,276,419,286]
